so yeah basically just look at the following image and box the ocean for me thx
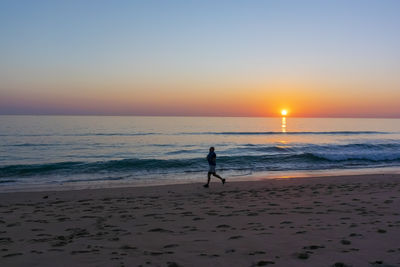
[1,116,400,191]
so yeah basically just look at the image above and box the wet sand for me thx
[1,174,400,266]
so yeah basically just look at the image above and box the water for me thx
[1,116,400,190]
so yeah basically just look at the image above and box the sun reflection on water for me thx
[281,116,287,133]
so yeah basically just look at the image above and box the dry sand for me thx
[1,174,400,267]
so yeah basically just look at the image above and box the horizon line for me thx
[1,114,400,119]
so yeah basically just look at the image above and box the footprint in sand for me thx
[70,250,94,255]
[332,262,351,267]
[303,245,325,250]
[248,251,266,255]
[228,235,243,240]
[166,262,181,267]
[163,244,179,249]
[199,253,219,258]
[120,245,137,250]
[0,237,12,244]
[6,222,20,227]
[143,251,164,256]
[340,240,351,245]
[296,252,310,259]
[148,228,173,233]
[216,224,231,229]
[3,253,23,258]
[255,260,275,266]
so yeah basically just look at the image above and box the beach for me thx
[2,0,400,266]
[1,174,400,266]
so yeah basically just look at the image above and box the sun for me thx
[281,109,288,116]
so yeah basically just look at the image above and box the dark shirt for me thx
[207,152,216,166]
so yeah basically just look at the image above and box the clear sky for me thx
[1,0,399,117]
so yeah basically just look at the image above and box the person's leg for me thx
[212,173,226,184]
[204,172,211,188]
[212,173,222,179]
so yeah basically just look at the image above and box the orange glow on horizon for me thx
[1,78,399,117]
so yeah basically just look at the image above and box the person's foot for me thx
[203,184,209,188]
[222,178,226,185]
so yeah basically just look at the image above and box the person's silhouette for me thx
[204,147,225,188]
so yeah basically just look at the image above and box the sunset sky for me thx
[1,0,399,117]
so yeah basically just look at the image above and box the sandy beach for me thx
[1,174,400,267]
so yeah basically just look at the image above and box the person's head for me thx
[209,147,215,152]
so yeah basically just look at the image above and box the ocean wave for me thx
[0,132,157,137]
[186,131,390,135]
[0,158,203,178]
[6,143,64,147]
[2,149,400,179]
[239,145,294,153]
[165,149,199,155]
[311,152,400,161]
[236,142,400,154]
[83,133,157,136]
[63,176,125,183]
[0,179,16,184]
[0,161,84,177]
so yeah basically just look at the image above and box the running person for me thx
[204,147,225,188]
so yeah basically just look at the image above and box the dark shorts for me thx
[208,165,216,173]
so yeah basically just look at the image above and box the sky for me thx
[0,0,400,117]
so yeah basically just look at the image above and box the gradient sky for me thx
[1,0,400,117]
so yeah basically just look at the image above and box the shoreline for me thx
[1,173,400,266]
[1,172,400,198]
[2,166,400,193]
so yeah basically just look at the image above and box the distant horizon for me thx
[1,113,400,119]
